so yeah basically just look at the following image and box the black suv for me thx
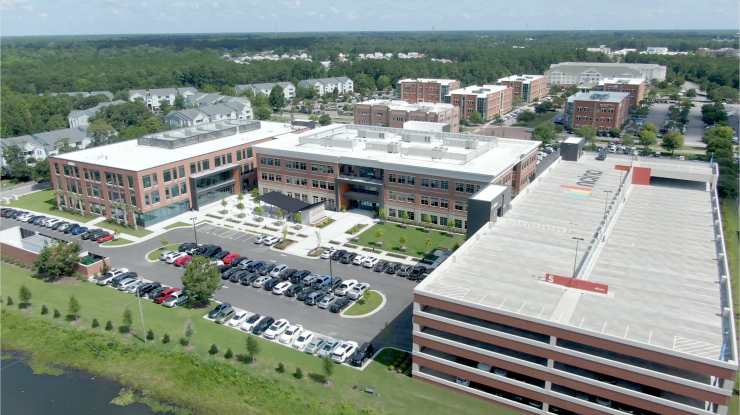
[263,277,282,291]
[409,266,426,280]
[284,283,305,297]
[222,268,241,280]
[290,270,311,284]
[202,246,222,258]
[349,342,374,366]
[329,298,351,313]
[179,243,197,252]
[138,282,161,296]
[296,287,317,302]
[247,261,265,273]
[373,262,389,272]
[279,269,297,280]
[240,273,261,286]
[213,251,230,260]
[230,271,249,283]
[252,316,275,335]
[341,252,357,264]
[331,250,347,261]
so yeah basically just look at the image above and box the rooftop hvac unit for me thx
[366,141,401,153]
[356,130,387,139]
[401,133,433,143]
[443,137,479,149]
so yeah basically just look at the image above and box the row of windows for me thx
[597,108,615,113]
[386,208,467,229]
[261,188,336,208]
[387,174,416,186]
[60,178,139,208]
[143,184,188,207]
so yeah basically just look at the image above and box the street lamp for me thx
[572,237,585,278]
[190,216,198,246]
[603,190,613,217]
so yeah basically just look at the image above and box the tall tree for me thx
[33,239,81,280]
[533,122,557,146]
[181,256,222,304]
[268,85,286,111]
[246,334,260,363]
[86,119,115,147]
[661,131,684,154]
[641,122,658,134]
[68,295,81,320]
[639,130,657,152]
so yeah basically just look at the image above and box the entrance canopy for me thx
[260,191,314,213]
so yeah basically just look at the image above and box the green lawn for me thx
[147,244,182,261]
[0,263,519,415]
[513,110,558,128]
[6,190,94,223]
[163,221,191,230]
[98,221,153,238]
[102,238,133,246]
[356,223,465,258]
[721,200,739,393]
[344,291,383,316]
[730,395,738,415]
[1,179,21,189]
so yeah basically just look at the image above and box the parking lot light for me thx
[190,216,198,246]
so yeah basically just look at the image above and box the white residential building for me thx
[297,77,354,96]
[233,82,296,100]
[128,87,197,111]
[68,100,126,128]
[545,62,665,87]
[1,127,90,167]
[646,47,669,55]
[165,98,252,127]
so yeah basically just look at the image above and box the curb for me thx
[340,291,386,319]
[143,244,184,262]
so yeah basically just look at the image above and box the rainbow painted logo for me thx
[560,185,592,199]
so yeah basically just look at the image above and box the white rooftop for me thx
[568,91,630,103]
[599,77,646,86]
[497,74,546,83]
[398,78,458,85]
[358,100,455,113]
[52,120,297,172]
[449,84,509,97]
[254,124,538,182]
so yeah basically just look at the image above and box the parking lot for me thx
[0,218,416,350]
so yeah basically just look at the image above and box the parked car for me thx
[397,265,413,278]
[80,228,102,239]
[109,272,137,287]
[329,298,351,313]
[137,282,161,296]
[331,250,347,261]
[291,270,311,284]
[216,264,231,274]
[229,271,249,283]
[304,290,327,306]
[154,288,181,304]
[263,318,289,339]
[97,268,129,286]
[118,277,142,291]
[335,279,357,296]
[284,283,305,297]
[160,250,179,261]
[202,246,222,258]
[173,255,192,267]
[125,280,145,294]
[301,273,318,286]
[96,232,114,243]
[214,308,236,324]
[329,277,342,292]
[292,331,314,351]
[147,286,170,300]
[253,235,267,244]
[317,338,341,358]
[332,341,358,363]
[55,222,72,232]
[251,275,271,288]
[340,252,357,264]
[373,262,389,272]
[409,265,427,280]
[240,273,261,286]
[279,268,297,280]
[166,252,188,264]
[44,218,62,228]
[297,287,317,302]
[363,257,379,268]
[269,264,288,277]
[246,261,266,273]
[262,236,280,246]
[227,311,249,327]
[229,257,249,267]
[272,281,292,295]
[279,324,303,344]
[240,314,265,332]
[455,377,471,387]
[320,248,336,259]
[305,336,327,354]
[222,253,241,264]
[257,263,276,276]
[351,255,367,265]
[311,275,332,290]
[213,251,230,261]
[385,262,401,274]
[236,259,256,270]
[178,243,197,252]
[207,303,232,319]
[349,342,374,366]
[347,283,370,301]
[252,316,275,335]
[162,291,189,308]
[318,294,337,309]
[263,277,282,291]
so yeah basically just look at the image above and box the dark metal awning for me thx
[259,191,323,213]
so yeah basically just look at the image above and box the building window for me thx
[190,163,196,174]
[54,163,60,175]
[320,181,327,189]
[407,194,415,204]
[300,162,307,170]
[328,182,335,191]
[117,174,123,187]
[260,157,266,165]
[145,194,150,206]
[130,194,137,207]
[128,176,134,189]
[397,175,405,184]
[466,184,475,194]
[389,209,396,217]
[227,153,232,164]
[388,191,396,200]
[312,180,318,188]
[421,178,429,188]
[262,172,268,180]
[172,168,178,180]
[440,199,448,209]
[397,192,406,202]
[163,170,172,182]
[441,180,449,190]
[105,172,113,185]
[440,217,448,226]
[165,188,170,200]
[152,191,160,204]
[237,151,242,162]
[407,176,415,186]
[247,148,253,158]
[153,173,158,186]
[455,182,464,192]
[431,197,438,207]
[181,183,187,194]
[312,163,318,172]
[455,201,463,211]
[215,156,222,167]
[454,219,463,228]
[431,179,439,189]
[143,175,151,188]
[202,160,209,170]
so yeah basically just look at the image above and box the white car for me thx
[263,236,280,246]
[331,341,358,363]
[227,311,249,327]
[269,264,288,277]
[17,213,34,221]
[97,268,129,286]
[210,259,224,266]
[351,255,366,265]
[279,324,303,344]
[166,252,188,264]
[44,218,62,228]
[159,250,178,261]
[263,318,289,339]
[347,283,370,300]
[251,275,271,288]
[254,235,266,244]
[292,331,314,351]
[363,257,379,268]
[335,280,357,296]
[240,314,264,332]
[320,248,336,259]
[272,281,292,295]
[162,291,188,308]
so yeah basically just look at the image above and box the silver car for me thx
[305,336,327,354]
[317,338,341,358]
[317,294,337,309]
[118,277,142,291]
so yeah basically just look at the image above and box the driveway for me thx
[1,182,52,199]
[1,218,415,350]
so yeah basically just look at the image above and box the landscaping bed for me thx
[146,244,183,261]
[98,221,153,238]
[163,222,191,230]
[102,238,134,247]
[344,291,383,316]
[314,217,335,228]
[356,223,465,258]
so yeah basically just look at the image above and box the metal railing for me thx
[338,174,383,185]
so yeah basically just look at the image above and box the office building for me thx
[597,78,646,104]
[564,92,630,132]
[354,100,460,132]
[698,48,740,57]
[448,85,513,121]
[47,120,299,227]
[496,75,549,103]
[412,154,736,415]
[253,124,538,232]
[396,78,462,104]
[545,62,665,85]
[646,47,669,55]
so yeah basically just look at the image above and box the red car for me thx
[222,253,241,264]
[154,288,180,304]
[97,233,114,243]
[173,255,192,267]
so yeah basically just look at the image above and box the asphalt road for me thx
[1,182,52,199]
[1,218,415,350]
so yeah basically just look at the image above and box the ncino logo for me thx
[576,170,603,188]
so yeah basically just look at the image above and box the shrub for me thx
[105,320,113,331]
[224,348,233,359]
[401,363,408,370]
[397,368,403,373]
[146,329,154,341]
[53,309,61,318]
[388,365,395,371]
[41,305,49,315]
[92,318,99,328]
[6,296,13,306]
[294,367,303,379]
[162,334,170,344]
[276,362,285,373]
[209,344,219,355]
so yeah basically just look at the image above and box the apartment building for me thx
[233,82,296,100]
[1,127,90,168]
[564,92,630,132]
[597,78,646,104]
[448,85,513,121]
[412,154,736,415]
[165,97,253,127]
[698,48,740,57]
[128,87,198,111]
[47,120,297,228]
[297,77,354,96]
[545,62,665,86]
[396,78,461,104]
[354,100,460,132]
[496,75,548,103]
[68,100,126,128]
[253,124,538,232]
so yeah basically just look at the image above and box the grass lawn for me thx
[163,221,191,230]
[513,110,558,128]
[356,223,465,258]
[1,179,20,189]
[147,244,183,261]
[102,238,133,247]
[98,221,153,238]
[6,189,94,223]
[730,395,738,415]
[344,291,383,316]
[721,200,739,392]
[0,263,519,415]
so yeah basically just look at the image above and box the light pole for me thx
[190,216,198,246]
[572,237,584,278]
[603,190,613,217]
[136,286,146,342]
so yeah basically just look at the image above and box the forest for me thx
[2,30,738,138]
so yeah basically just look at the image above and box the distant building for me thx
[597,78,646,104]
[166,97,252,127]
[698,47,740,57]
[495,75,548,103]
[448,85,513,121]
[297,77,353,96]
[646,47,669,55]
[354,100,460,132]
[39,91,114,100]
[128,87,198,111]
[234,82,296,100]
[1,127,90,168]
[546,62,666,85]
[586,45,611,55]
[68,100,126,128]
[564,92,630,132]
[396,78,461,104]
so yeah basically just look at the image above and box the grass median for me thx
[163,222,191,230]
[102,238,134,247]
[0,263,519,415]
[356,223,465,258]
[6,189,94,223]
[97,221,153,238]
[344,291,383,316]
[147,244,183,260]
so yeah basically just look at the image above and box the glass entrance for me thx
[350,200,377,211]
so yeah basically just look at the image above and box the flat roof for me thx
[398,78,458,85]
[600,77,645,85]
[449,85,509,97]
[51,121,297,172]
[416,155,732,364]
[497,75,546,83]
[254,124,539,182]
[563,136,584,144]
[567,91,630,103]
[357,100,456,113]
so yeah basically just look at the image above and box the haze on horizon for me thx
[1,0,739,37]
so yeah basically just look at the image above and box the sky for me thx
[1,0,739,37]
